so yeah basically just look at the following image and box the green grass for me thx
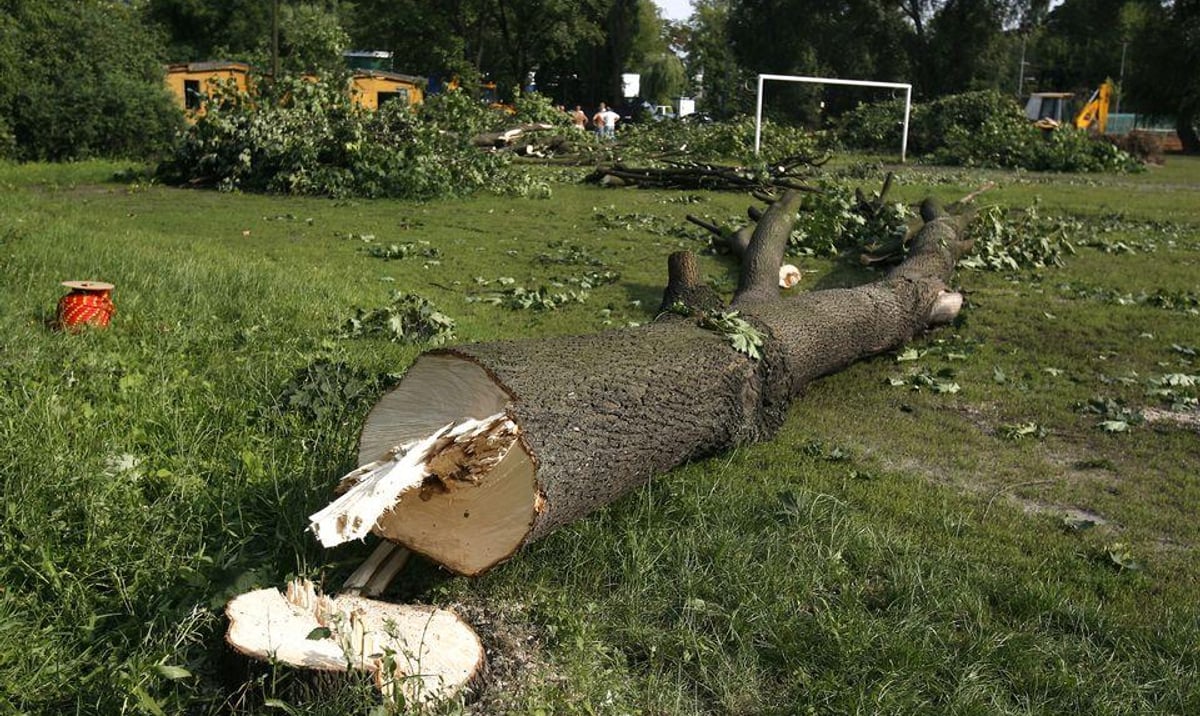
[1,157,1199,714]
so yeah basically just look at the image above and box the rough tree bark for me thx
[310,190,974,578]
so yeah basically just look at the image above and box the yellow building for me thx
[349,70,424,110]
[165,63,423,117]
[163,61,251,117]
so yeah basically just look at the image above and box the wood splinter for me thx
[312,406,538,576]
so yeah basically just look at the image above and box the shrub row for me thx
[619,115,823,164]
[1,0,181,161]
[837,90,1142,172]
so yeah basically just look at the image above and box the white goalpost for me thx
[754,73,913,162]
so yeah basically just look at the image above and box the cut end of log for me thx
[928,290,963,324]
[779,264,802,289]
[328,354,541,576]
[309,410,540,578]
[310,412,526,564]
[225,580,484,704]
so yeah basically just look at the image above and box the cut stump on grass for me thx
[225,579,484,705]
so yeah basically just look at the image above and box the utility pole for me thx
[1116,40,1128,114]
[272,0,280,79]
[1016,34,1027,97]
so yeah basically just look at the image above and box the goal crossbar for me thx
[754,73,912,162]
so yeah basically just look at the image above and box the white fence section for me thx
[753,73,913,162]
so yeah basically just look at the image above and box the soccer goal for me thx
[754,73,913,162]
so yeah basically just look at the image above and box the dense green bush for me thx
[0,116,14,160]
[159,78,521,199]
[0,0,181,161]
[935,114,1143,172]
[790,184,911,260]
[620,115,821,163]
[837,98,915,154]
[510,91,575,128]
[839,90,1020,155]
[838,90,1141,172]
[915,90,1023,153]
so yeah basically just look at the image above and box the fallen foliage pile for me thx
[158,77,564,199]
[838,90,1143,173]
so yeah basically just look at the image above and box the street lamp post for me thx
[1117,40,1128,114]
[1017,34,1027,97]
[272,0,280,79]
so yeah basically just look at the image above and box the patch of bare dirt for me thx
[1014,499,1110,528]
[450,598,550,713]
[1142,406,1200,433]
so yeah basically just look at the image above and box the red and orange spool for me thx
[57,280,115,330]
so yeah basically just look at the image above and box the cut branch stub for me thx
[660,250,726,314]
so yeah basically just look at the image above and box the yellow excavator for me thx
[1025,79,1113,133]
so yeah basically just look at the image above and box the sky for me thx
[653,0,694,22]
[653,1,1064,24]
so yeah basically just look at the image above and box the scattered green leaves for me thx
[468,283,590,311]
[960,203,1078,272]
[364,242,440,261]
[699,311,765,360]
[1000,422,1046,440]
[535,241,611,267]
[341,291,456,344]
[1106,542,1141,571]
[153,665,193,681]
[1076,396,1143,433]
[1058,282,1200,315]
[275,360,394,422]
[887,367,961,394]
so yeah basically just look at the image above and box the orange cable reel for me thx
[57,280,115,331]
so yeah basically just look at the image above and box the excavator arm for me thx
[1074,79,1113,133]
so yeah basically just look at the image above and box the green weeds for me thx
[340,292,457,345]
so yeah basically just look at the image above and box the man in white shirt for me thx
[600,105,620,139]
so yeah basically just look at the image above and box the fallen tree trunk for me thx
[470,123,556,148]
[311,191,973,576]
[586,155,825,191]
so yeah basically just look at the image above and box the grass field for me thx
[1,155,1198,715]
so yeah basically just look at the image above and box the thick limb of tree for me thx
[470,123,556,149]
[586,158,825,191]
[310,191,973,577]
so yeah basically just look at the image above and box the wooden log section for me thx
[225,579,484,703]
[310,193,974,577]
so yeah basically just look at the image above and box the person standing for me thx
[592,103,608,139]
[571,105,588,131]
[601,105,620,139]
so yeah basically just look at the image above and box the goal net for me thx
[754,73,913,162]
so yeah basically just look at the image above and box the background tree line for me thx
[0,0,1196,161]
